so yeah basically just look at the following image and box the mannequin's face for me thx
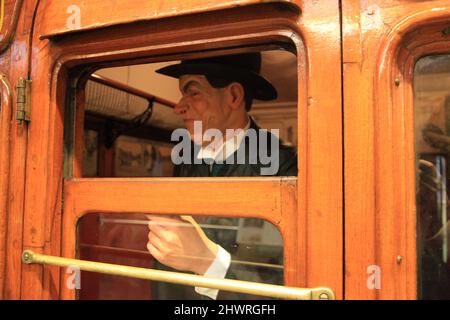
[174,75,231,145]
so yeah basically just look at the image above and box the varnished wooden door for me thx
[343,0,450,299]
[17,0,343,299]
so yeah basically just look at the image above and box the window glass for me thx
[77,213,284,300]
[113,136,174,177]
[414,54,450,299]
[74,49,296,300]
[82,50,298,178]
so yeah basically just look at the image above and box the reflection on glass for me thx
[414,54,450,299]
[82,131,175,178]
[77,213,284,300]
[113,136,174,177]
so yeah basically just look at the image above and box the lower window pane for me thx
[77,213,284,300]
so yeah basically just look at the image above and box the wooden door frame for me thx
[0,0,39,299]
[20,1,343,299]
[60,177,298,299]
[343,0,450,299]
[0,73,12,298]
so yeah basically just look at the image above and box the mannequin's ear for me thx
[225,82,245,110]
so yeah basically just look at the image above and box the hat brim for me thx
[155,63,277,101]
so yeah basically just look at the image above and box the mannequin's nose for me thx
[174,98,189,115]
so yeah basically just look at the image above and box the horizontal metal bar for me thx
[89,74,176,108]
[22,250,334,300]
[79,243,284,270]
[100,217,240,231]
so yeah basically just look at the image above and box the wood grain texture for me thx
[299,0,343,298]
[17,0,344,299]
[20,0,65,298]
[60,177,296,299]
[6,0,450,300]
[0,73,12,299]
[39,0,300,39]
[2,0,38,299]
[343,0,450,299]
[0,0,24,54]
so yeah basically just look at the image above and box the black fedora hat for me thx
[155,52,277,101]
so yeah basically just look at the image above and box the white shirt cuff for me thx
[195,245,231,299]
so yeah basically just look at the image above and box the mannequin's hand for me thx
[146,215,218,275]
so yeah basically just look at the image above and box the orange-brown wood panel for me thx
[71,72,103,298]
[0,73,12,299]
[20,1,343,299]
[378,19,450,300]
[342,0,377,300]
[299,0,343,298]
[4,120,27,300]
[343,0,450,299]
[399,23,450,299]
[21,65,67,299]
[20,0,65,297]
[39,0,301,39]
[40,66,67,299]
[64,178,286,222]
[0,0,24,54]
[280,178,301,288]
[60,177,296,299]
[0,47,10,75]
[3,0,38,299]
[24,4,296,300]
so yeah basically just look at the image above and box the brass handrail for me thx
[22,250,334,300]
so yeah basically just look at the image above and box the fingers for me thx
[147,219,166,232]
[147,229,166,251]
[146,241,163,261]
[147,220,181,252]
[147,230,173,263]
[148,216,191,232]
[147,227,184,268]
[151,228,186,253]
[145,214,217,274]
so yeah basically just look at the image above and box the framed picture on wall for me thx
[114,135,174,177]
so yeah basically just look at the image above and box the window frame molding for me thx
[372,6,450,299]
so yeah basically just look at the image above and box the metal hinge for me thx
[16,77,32,122]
